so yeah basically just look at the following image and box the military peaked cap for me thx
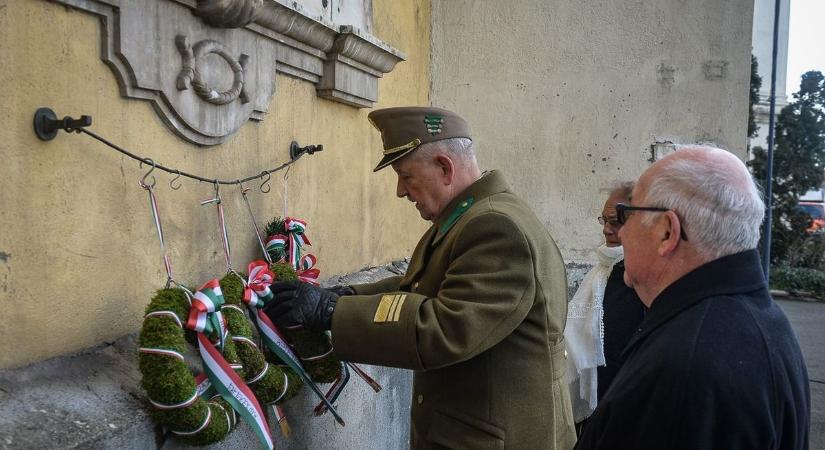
[368,106,471,171]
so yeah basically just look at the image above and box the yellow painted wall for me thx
[0,0,430,369]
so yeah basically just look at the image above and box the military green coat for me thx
[332,171,576,449]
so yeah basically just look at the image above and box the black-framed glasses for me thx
[615,203,688,241]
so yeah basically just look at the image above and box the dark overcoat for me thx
[331,171,576,449]
[576,250,810,450]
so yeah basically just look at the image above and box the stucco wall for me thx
[0,0,430,369]
[430,0,754,263]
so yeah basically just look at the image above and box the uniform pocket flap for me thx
[426,410,505,450]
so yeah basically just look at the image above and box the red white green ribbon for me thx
[296,254,320,285]
[187,279,228,349]
[284,217,311,268]
[243,260,275,308]
[188,280,274,450]
[265,234,288,262]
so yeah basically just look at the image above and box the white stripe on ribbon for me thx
[148,389,199,410]
[301,347,334,362]
[171,406,212,435]
[273,371,289,403]
[232,335,258,349]
[213,401,233,435]
[144,310,183,328]
[222,304,246,315]
[138,347,184,361]
[247,362,270,384]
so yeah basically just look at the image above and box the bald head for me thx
[639,145,765,260]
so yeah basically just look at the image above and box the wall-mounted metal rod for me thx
[34,107,323,188]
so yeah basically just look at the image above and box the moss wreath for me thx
[138,287,240,445]
[264,219,342,384]
[138,276,304,446]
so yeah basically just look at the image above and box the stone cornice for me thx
[44,0,406,145]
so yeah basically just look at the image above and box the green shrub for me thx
[770,265,825,298]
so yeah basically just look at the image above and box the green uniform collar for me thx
[432,170,510,246]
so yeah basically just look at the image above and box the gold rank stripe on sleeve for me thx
[373,294,407,323]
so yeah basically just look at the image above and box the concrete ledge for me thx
[0,261,412,450]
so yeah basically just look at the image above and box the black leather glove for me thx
[326,284,355,296]
[263,281,339,331]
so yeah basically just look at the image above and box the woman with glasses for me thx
[565,181,646,434]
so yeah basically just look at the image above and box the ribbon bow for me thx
[297,254,320,285]
[265,234,287,262]
[284,217,311,268]
[243,260,275,308]
[187,279,228,349]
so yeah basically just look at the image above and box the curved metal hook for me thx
[170,170,182,190]
[213,181,221,201]
[140,158,157,189]
[259,171,271,193]
[283,164,292,181]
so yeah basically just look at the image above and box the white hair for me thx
[413,138,477,166]
[642,145,765,260]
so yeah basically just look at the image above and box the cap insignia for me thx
[423,115,444,136]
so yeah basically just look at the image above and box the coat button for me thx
[564,349,568,359]
[417,394,424,404]
[413,281,420,291]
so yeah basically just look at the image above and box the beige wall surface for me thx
[0,0,430,369]
[431,0,754,263]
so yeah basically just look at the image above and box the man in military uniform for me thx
[265,106,576,449]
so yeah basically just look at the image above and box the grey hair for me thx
[642,145,765,260]
[412,138,477,166]
[602,181,635,200]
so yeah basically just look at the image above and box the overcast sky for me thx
[786,0,825,98]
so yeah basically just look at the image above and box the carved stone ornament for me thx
[45,0,405,146]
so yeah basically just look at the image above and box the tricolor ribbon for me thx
[188,279,274,450]
[243,261,275,308]
[284,217,311,268]
[265,234,288,262]
[187,279,228,349]
[296,254,320,285]
[246,302,346,426]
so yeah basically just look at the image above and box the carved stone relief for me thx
[45,0,405,146]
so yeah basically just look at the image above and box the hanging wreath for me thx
[218,272,304,404]
[263,217,341,383]
[138,286,241,445]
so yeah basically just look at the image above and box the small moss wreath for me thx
[269,261,342,384]
[138,288,241,446]
[218,273,304,402]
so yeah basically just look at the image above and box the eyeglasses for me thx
[615,203,688,241]
[597,216,621,227]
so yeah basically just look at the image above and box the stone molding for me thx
[45,0,405,145]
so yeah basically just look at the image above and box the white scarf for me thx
[565,244,624,422]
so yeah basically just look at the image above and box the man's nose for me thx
[396,178,407,198]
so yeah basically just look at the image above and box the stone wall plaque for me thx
[46,0,405,145]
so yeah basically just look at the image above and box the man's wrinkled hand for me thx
[262,281,339,331]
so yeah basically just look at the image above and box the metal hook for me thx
[283,164,292,181]
[259,171,271,193]
[140,158,157,189]
[170,170,182,190]
[213,181,221,201]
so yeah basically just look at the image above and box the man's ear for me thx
[434,154,455,184]
[657,210,682,257]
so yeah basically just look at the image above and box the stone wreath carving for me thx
[176,35,250,105]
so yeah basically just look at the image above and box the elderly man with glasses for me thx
[575,145,810,450]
